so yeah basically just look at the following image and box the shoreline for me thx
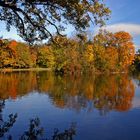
[0,68,51,73]
[0,68,128,75]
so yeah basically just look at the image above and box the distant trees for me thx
[0,40,35,68]
[0,30,135,73]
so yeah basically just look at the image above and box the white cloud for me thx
[135,44,140,48]
[95,23,140,37]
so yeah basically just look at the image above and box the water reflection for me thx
[0,72,135,113]
[0,114,76,140]
[18,118,76,140]
[0,98,76,140]
[0,100,5,122]
[0,99,17,138]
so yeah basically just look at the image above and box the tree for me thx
[93,30,135,72]
[93,30,115,48]
[114,32,135,70]
[0,40,35,68]
[0,0,110,44]
[0,40,17,68]
[92,44,106,71]
[15,42,35,68]
[52,36,81,74]
[93,30,116,72]
[83,45,95,70]
[104,46,118,71]
[37,46,55,68]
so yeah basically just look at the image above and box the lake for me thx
[0,71,140,140]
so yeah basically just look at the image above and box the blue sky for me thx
[105,0,140,24]
[0,0,140,50]
[104,0,140,50]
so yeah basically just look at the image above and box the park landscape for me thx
[0,0,140,140]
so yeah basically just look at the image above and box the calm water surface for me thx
[0,72,140,140]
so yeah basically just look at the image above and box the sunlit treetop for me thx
[0,0,111,44]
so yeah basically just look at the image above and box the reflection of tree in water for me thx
[18,118,76,140]
[44,74,135,114]
[1,115,76,140]
[0,114,17,138]
[0,99,17,138]
[0,100,5,123]
[0,72,135,114]
[0,99,76,140]
[0,98,76,140]
[0,72,37,99]
[0,72,136,138]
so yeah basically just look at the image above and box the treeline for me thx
[0,30,135,73]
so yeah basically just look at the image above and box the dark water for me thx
[0,71,140,140]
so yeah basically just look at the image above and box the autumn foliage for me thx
[0,31,135,73]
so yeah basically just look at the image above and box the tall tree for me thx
[37,46,55,68]
[93,30,135,71]
[0,0,110,44]
[114,32,135,70]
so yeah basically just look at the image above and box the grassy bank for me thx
[0,68,129,75]
[0,68,51,73]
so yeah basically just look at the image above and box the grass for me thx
[0,68,51,73]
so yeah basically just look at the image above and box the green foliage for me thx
[51,36,82,74]
[93,45,106,71]
[37,46,55,68]
[15,43,35,68]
